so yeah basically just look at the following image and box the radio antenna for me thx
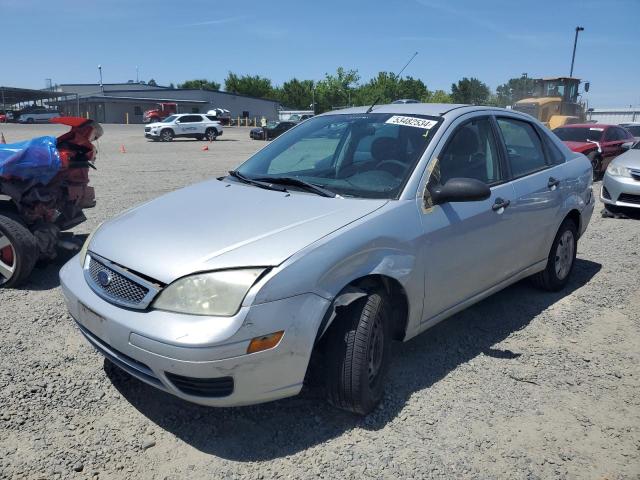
[366,51,418,113]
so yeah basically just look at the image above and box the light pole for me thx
[569,26,584,78]
[98,65,103,93]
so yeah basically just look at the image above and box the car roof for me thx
[558,123,615,128]
[318,103,534,122]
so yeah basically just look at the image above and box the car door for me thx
[419,114,518,321]
[176,115,198,135]
[495,116,563,270]
[601,127,621,165]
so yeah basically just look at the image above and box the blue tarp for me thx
[0,136,61,185]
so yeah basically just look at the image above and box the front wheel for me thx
[531,218,578,291]
[587,151,602,178]
[324,290,391,415]
[0,215,38,288]
[160,129,174,142]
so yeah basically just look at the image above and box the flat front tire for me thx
[531,218,578,291]
[324,290,391,415]
[0,215,38,288]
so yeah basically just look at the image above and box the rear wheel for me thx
[531,218,578,291]
[324,290,391,415]
[205,128,218,141]
[160,129,174,142]
[0,215,38,288]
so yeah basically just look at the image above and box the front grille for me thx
[88,256,149,306]
[630,169,640,181]
[165,372,234,398]
[618,193,640,205]
[602,186,611,199]
[144,127,151,132]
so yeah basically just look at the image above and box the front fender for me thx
[253,201,425,339]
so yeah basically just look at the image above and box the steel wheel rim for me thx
[554,230,574,280]
[368,314,384,387]
[0,233,16,285]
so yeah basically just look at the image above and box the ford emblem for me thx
[97,270,112,287]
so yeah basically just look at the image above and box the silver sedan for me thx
[60,104,594,414]
[601,141,640,211]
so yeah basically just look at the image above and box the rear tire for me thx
[324,290,391,415]
[205,128,217,141]
[0,215,38,288]
[531,218,578,292]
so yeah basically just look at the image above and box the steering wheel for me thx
[376,160,408,177]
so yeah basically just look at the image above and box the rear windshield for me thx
[553,127,603,142]
[235,113,441,199]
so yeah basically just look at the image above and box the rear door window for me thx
[497,118,548,177]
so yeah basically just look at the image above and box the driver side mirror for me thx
[429,178,491,205]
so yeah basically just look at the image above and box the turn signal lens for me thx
[247,331,284,354]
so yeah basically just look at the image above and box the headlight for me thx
[606,164,631,177]
[152,268,265,316]
[79,223,103,266]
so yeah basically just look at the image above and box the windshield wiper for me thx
[252,176,337,198]
[227,170,287,192]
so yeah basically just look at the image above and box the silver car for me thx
[60,104,595,414]
[601,141,640,211]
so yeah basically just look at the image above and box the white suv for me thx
[18,108,61,124]
[144,114,223,142]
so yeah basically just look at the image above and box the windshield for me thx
[553,127,604,143]
[235,113,440,199]
[161,115,178,123]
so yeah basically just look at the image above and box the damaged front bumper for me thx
[59,257,329,407]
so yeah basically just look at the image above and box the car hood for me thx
[90,179,387,284]
[610,148,640,169]
[562,141,598,153]
[147,122,168,128]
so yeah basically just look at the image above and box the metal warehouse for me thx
[55,83,281,124]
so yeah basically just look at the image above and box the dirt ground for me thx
[0,123,638,479]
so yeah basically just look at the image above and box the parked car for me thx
[249,121,296,140]
[618,123,640,143]
[18,108,61,124]
[601,141,640,213]
[0,111,17,123]
[206,108,232,125]
[61,104,594,414]
[553,123,635,175]
[144,114,223,142]
[288,113,314,123]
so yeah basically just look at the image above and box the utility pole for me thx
[570,26,584,78]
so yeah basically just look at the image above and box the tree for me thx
[224,72,274,98]
[355,73,430,106]
[314,67,360,113]
[168,82,175,89]
[177,79,221,91]
[494,75,537,107]
[426,89,452,103]
[148,78,158,87]
[273,78,315,109]
[451,77,491,105]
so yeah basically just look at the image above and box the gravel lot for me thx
[1,123,638,480]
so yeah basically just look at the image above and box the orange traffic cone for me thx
[201,145,209,151]
[119,145,126,153]
[0,132,6,144]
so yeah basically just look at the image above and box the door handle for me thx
[548,177,560,189]
[492,198,511,211]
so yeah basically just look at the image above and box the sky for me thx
[2,0,638,108]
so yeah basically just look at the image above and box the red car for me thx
[553,123,635,175]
